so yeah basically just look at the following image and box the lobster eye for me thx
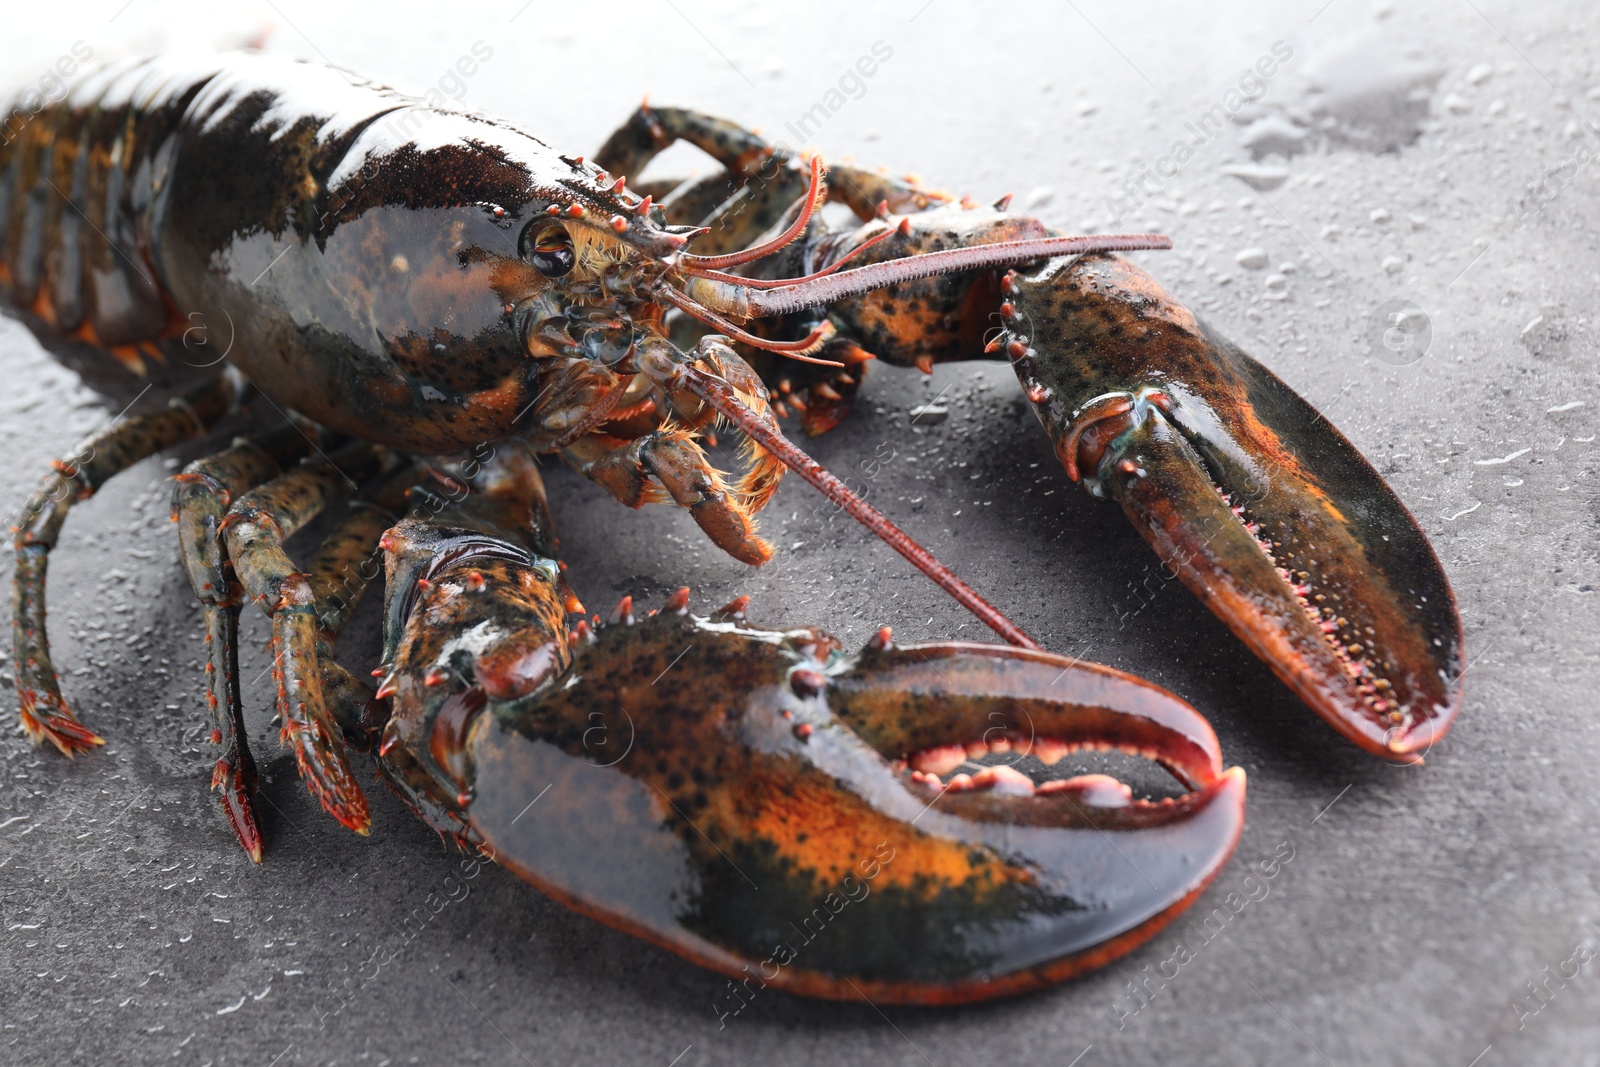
[521,222,575,277]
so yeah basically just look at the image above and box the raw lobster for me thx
[1,52,1461,1002]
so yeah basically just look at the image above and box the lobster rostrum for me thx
[1,52,1460,1002]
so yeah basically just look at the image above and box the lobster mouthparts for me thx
[378,532,1244,1004]
[1008,255,1463,761]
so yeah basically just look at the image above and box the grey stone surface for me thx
[2,1,1598,1064]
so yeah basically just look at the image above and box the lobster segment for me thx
[1004,255,1463,760]
[374,513,1245,1004]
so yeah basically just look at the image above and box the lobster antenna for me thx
[676,154,825,270]
[740,233,1173,317]
[678,360,1040,650]
[681,210,907,290]
[656,285,846,366]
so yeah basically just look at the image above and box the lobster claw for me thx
[1008,255,1463,761]
[450,602,1244,1004]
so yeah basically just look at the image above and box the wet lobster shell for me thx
[377,519,1246,1004]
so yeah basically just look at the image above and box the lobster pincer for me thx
[996,254,1462,760]
[375,499,1244,1004]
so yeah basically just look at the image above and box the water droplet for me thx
[1236,247,1269,270]
[1221,163,1290,191]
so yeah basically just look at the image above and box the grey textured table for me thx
[2,1,1597,1064]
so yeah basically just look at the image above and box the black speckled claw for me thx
[1004,255,1463,761]
[375,502,1245,1005]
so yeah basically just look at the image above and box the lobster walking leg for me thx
[594,104,948,236]
[596,105,777,183]
[564,429,771,565]
[176,436,417,857]
[304,464,423,730]
[12,374,240,755]
[595,105,809,250]
[172,423,309,860]
[222,442,384,832]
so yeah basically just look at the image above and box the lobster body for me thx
[4,51,1465,1004]
[0,52,661,453]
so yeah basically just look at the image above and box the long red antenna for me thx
[680,361,1040,650]
[676,154,825,270]
[743,233,1173,316]
[656,284,845,366]
[681,214,907,290]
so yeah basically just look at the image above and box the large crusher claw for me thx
[376,526,1245,1004]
